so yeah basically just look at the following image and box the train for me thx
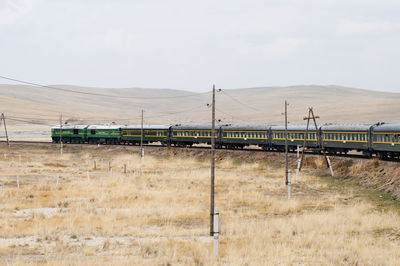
[51,122,400,159]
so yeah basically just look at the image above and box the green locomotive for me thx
[51,125,88,143]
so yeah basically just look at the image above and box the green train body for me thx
[169,125,214,147]
[220,124,269,150]
[50,122,400,158]
[320,124,371,155]
[51,125,88,143]
[271,125,319,152]
[87,125,122,144]
[121,125,170,145]
[371,124,400,158]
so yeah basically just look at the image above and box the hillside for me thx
[0,84,399,140]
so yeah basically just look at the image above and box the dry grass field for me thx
[0,143,400,265]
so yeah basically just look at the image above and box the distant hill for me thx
[0,84,399,140]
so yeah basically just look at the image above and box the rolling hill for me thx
[0,84,399,140]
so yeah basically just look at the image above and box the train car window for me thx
[73,129,78,135]
[91,130,96,135]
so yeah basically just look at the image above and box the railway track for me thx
[2,140,399,163]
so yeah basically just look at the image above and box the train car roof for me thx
[220,124,270,131]
[121,125,170,129]
[52,124,89,130]
[87,125,123,129]
[171,124,214,130]
[372,123,400,132]
[320,124,372,131]
[271,125,318,131]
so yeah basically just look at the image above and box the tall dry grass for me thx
[0,144,399,265]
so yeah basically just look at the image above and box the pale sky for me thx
[1,0,400,92]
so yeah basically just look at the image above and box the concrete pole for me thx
[285,101,289,185]
[210,85,216,236]
[141,110,144,159]
[213,210,219,257]
[60,113,63,155]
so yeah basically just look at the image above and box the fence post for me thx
[326,156,334,177]
[288,170,291,199]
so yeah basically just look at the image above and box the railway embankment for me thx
[6,142,400,201]
[143,146,400,200]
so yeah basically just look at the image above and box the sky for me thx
[0,0,400,92]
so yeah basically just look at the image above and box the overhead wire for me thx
[220,89,264,112]
[0,75,211,99]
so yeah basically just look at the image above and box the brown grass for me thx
[0,143,400,265]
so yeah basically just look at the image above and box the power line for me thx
[220,89,263,112]
[6,117,54,126]
[0,75,211,99]
[4,104,210,124]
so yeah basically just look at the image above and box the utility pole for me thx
[210,84,216,236]
[60,113,63,155]
[140,110,144,159]
[284,101,289,185]
[0,113,10,149]
[298,107,319,172]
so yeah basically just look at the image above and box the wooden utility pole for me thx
[298,107,319,171]
[140,110,144,159]
[210,84,216,236]
[0,113,10,149]
[296,107,333,176]
[60,113,63,155]
[284,101,289,185]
